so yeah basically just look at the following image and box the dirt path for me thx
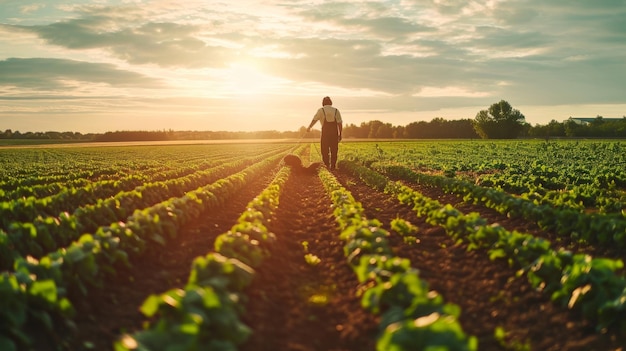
[241,171,378,351]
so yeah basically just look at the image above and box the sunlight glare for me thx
[224,61,278,97]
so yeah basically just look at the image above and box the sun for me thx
[224,61,277,97]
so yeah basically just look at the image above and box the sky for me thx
[1,0,625,133]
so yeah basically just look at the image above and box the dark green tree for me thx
[473,100,526,139]
[528,120,566,139]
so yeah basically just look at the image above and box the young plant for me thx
[304,253,321,266]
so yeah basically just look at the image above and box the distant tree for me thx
[366,121,381,138]
[590,115,605,129]
[341,123,355,138]
[546,120,565,137]
[403,121,422,138]
[564,119,584,137]
[529,120,565,139]
[95,130,170,142]
[46,131,61,139]
[473,100,526,139]
[343,122,369,139]
[375,121,394,138]
[392,125,405,138]
[448,119,480,138]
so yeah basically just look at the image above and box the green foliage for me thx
[118,285,251,351]
[0,272,73,351]
[0,146,285,271]
[4,139,626,349]
[319,167,477,350]
[214,230,267,268]
[304,253,321,266]
[564,117,626,138]
[473,100,526,139]
[115,151,293,351]
[339,153,626,333]
[371,160,626,249]
[390,218,418,236]
[0,144,292,349]
[377,312,478,351]
[187,253,254,294]
[354,255,413,284]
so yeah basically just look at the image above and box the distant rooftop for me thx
[567,117,625,125]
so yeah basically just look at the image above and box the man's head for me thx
[322,96,332,106]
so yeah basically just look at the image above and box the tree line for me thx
[0,130,96,140]
[471,100,626,139]
[2,100,625,141]
[528,117,626,138]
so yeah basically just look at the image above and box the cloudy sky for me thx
[1,0,625,133]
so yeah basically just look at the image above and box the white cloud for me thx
[20,4,45,14]
[0,0,625,132]
[414,86,492,98]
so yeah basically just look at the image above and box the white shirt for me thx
[313,105,342,126]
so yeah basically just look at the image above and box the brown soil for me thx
[332,171,624,351]
[53,165,625,351]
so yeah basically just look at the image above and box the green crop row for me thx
[341,140,626,188]
[318,167,477,351]
[340,159,626,334]
[116,159,292,351]
[0,148,285,228]
[0,151,248,203]
[476,161,626,193]
[0,166,125,193]
[0,154,283,351]
[376,164,626,249]
[341,140,626,212]
[471,168,625,215]
[0,149,286,271]
[526,183,625,214]
[0,144,287,192]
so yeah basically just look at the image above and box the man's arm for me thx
[338,123,343,141]
[307,110,321,132]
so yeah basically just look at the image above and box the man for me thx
[307,96,343,170]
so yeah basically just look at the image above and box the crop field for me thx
[1,139,625,351]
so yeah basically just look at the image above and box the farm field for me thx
[1,139,625,351]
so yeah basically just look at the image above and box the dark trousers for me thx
[321,121,339,168]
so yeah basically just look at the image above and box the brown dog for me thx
[282,154,322,175]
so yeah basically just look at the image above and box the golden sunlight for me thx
[223,61,282,97]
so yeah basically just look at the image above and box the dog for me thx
[282,154,322,175]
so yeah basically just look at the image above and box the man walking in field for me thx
[307,96,343,170]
